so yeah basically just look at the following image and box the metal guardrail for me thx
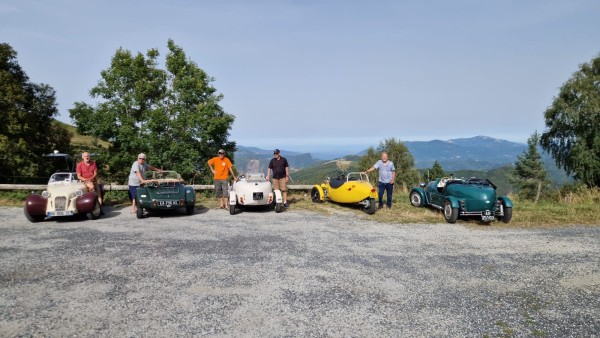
[0,184,314,191]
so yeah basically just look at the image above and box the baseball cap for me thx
[138,153,146,159]
[274,149,280,154]
[218,149,225,154]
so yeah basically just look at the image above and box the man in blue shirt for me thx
[363,152,396,209]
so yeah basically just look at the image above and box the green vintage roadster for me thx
[409,176,512,224]
[135,170,196,218]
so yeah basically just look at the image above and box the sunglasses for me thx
[218,152,224,155]
[138,158,145,160]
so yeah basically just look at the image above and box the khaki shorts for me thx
[214,179,229,198]
[272,178,287,192]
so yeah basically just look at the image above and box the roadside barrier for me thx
[0,184,314,191]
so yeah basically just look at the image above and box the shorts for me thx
[272,178,287,192]
[214,179,229,198]
[129,185,139,201]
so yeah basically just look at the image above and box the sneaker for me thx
[284,202,289,208]
[378,205,383,210]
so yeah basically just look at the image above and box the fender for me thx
[497,196,513,208]
[312,185,325,202]
[229,191,238,206]
[185,186,196,206]
[76,191,97,213]
[410,187,428,205]
[273,189,283,204]
[445,196,460,209]
[25,194,47,216]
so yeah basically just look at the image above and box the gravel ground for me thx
[0,205,599,337]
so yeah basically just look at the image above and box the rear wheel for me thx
[409,191,423,207]
[501,206,512,223]
[136,207,144,219]
[311,187,323,203]
[443,200,458,223]
[186,204,195,215]
[365,198,377,215]
[275,203,282,213]
[229,204,236,215]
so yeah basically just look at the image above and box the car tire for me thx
[24,208,44,223]
[186,205,195,215]
[87,200,102,220]
[136,207,144,219]
[365,198,377,215]
[310,187,322,203]
[501,206,512,223]
[275,203,282,213]
[409,191,423,207]
[444,200,458,223]
[229,204,236,215]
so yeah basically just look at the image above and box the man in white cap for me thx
[128,153,162,213]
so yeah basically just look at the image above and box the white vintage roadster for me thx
[228,173,283,215]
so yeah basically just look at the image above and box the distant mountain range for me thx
[234,135,572,187]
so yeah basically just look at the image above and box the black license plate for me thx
[158,200,179,206]
[253,192,264,200]
[481,210,494,222]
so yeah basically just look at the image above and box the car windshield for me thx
[48,173,76,183]
[244,173,266,182]
[145,171,181,180]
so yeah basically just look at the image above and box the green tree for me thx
[540,54,600,188]
[70,40,235,183]
[0,43,72,182]
[509,132,550,203]
[359,138,420,191]
[427,160,446,181]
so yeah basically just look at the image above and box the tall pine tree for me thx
[510,131,549,203]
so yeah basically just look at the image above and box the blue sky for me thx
[2,0,599,153]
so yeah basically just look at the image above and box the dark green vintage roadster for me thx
[135,171,195,218]
[409,177,512,224]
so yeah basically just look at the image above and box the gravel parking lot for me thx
[1,205,599,337]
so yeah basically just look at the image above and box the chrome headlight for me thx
[41,191,50,198]
[75,189,83,196]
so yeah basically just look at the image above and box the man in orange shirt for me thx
[207,149,237,209]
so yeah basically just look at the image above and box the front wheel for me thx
[365,198,377,215]
[443,200,458,223]
[24,208,44,223]
[501,207,512,223]
[409,191,423,207]
[87,199,102,220]
[311,187,323,203]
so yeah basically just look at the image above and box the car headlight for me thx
[42,191,50,198]
[75,189,83,196]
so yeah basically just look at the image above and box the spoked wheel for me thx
[365,198,377,215]
[311,187,323,203]
[409,191,423,207]
[87,199,102,220]
[443,200,458,223]
[136,207,144,219]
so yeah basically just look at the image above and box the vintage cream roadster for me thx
[228,173,283,214]
[24,152,102,222]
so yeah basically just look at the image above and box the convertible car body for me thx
[135,170,195,218]
[409,177,513,223]
[24,152,102,222]
[311,172,378,214]
[229,173,283,214]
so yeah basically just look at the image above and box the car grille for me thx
[54,196,67,211]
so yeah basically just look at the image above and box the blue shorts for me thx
[129,185,139,201]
